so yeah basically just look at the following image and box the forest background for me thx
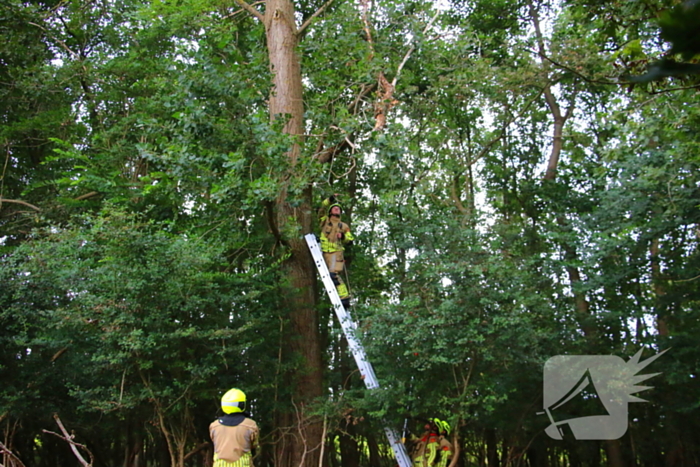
[1,0,699,466]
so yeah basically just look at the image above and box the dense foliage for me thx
[1,0,698,466]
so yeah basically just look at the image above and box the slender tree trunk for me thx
[366,431,383,467]
[338,337,361,467]
[561,240,597,336]
[327,435,339,467]
[529,0,592,340]
[604,439,625,467]
[528,0,573,178]
[542,86,566,182]
[124,416,143,467]
[650,237,669,336]
[339,422,360,467]
[485,429,499,467]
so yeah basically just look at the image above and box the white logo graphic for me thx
[541,349,667,440]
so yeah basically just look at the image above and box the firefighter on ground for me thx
[318,194,354,308]
[407,418,453,467]
[210,388,259,467]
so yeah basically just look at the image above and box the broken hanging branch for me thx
[42,414,94,467]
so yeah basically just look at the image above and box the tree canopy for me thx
[1,0,699,466]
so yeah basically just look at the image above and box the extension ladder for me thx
[304,234,413,467]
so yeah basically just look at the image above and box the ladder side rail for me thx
[305,234,379,389]
[332,303,380,389]
[386,426,414,467]
[305,234,413,467]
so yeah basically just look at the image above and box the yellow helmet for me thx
[431,418,451,436]
[328,202,342,216]
[221,388,246,414]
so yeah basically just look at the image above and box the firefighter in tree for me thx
[318,194,354,308]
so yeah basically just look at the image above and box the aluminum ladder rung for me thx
[305,234,412,467]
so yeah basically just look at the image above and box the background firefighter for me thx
[209,388,259,467]
[406,418,453,467]
[318,195,354,308]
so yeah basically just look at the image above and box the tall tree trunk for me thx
[365,430,383,467]
[264,1,324,466]
[528,0,592,339]
[339,422,360,467]
[604,439,625,467]
[338,337,361,467]
[485,428,499,467]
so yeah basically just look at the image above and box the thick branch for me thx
[265,200,286,247]
[359,0,375,60]
[44,414,94,467]
[316,138,351,165]
[390,8,441,89]
[224,0,265,19]
[528,4,593,336]
[450,175,468,214]
[28,21,78,59]
[183,442,210,462]
[232,0,264,22]
[650,237,669,336]
[50,346,69,362]
[373,9,441,131]
[315,83,377,164]
[0,198,41,211]
[75,191,99,201]
[528,0,547,61]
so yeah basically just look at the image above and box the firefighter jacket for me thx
[409,431,453,467]
[436,436,453,467]
[210,413,259,467]
[318,197,354,253]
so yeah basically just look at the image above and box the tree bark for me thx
[485,428,499,467]
[542,85,568,181]
[339,422,360,467]
[365,430,383,467]
[263,1,324,466]
[338,336,360,467]
[528,0,594,340]
[528,0,574,182]
[604,439,625,467]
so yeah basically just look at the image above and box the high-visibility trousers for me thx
[323,251,349,299]
[213,453,253,467]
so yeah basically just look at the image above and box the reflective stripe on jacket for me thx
[318,198,354,253]
[411,433,440,467]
